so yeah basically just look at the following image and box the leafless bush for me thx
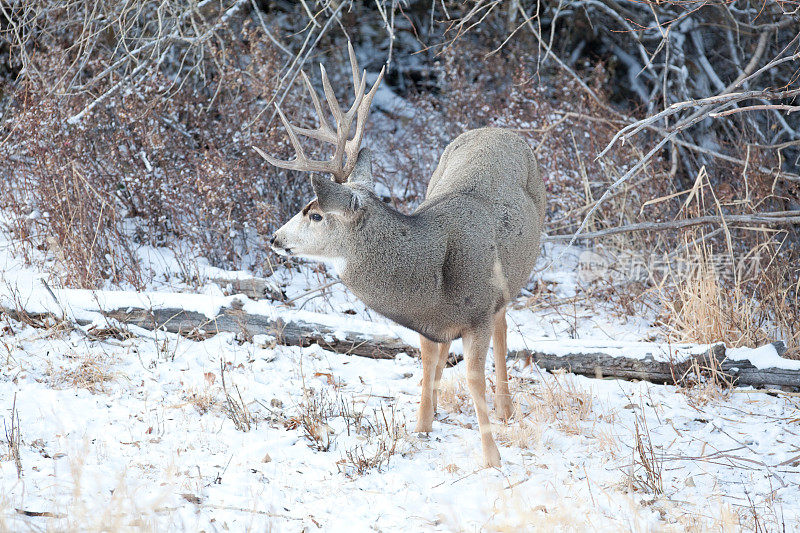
[0,2,306,287]
[441,0,799,184]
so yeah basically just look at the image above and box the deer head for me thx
[257,42,385,261]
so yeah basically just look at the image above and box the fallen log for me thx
[3,303,799,389]
[516,343,800,390]
[99,305,800,390]
[103,304,407,360]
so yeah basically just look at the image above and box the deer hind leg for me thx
[493,309,513,421]
[463,327,502,468]
[414,335,439,433]
[432,341,451,414]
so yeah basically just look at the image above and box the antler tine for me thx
[343,64,386,177]
[256,44,383,181]
[319,64,343,125]
[273,103,308,164]
[253,145,295,171]
[257,103,337,175]
[292,70,337,144]
[348,41,360,98]
[343,72,367,122]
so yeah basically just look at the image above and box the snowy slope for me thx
[1,228,799,531]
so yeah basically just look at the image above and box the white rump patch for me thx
[492,258,510,300]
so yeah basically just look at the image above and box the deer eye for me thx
[309,213,323,222]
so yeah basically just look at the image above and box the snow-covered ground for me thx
[1,228,799,531]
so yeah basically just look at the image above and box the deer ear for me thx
[311,174,361,213]
[348,148,374,188]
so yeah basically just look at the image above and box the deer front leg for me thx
[493,310,512,421]
[432,341,451,413]
[414,335,439,433]
[463,328,502,468]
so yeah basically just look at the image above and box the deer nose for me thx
[269,234,276,246]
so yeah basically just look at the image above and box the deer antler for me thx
[256,42,385,183]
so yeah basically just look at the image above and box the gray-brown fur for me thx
[270,127,546,466]
[323,128,544,343]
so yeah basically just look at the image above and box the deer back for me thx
[416,128,546,306]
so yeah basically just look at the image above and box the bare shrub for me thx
[0,5,304,287]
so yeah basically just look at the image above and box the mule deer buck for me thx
[258,44,546,467]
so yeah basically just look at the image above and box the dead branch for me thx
[543,211,800,241]
[710,104,800,118]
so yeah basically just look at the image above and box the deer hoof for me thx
[414,419,433,433]
[483,440,502,468]
[496,400,513,422]
[484,450,502,468]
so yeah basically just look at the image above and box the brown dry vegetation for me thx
[48,354,116,393]
[1,4,307,287]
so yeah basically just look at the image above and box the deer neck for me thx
[337,203,444,319]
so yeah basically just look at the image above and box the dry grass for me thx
[655,239,771,349]
[336,399,405,478]
[494,373,596,450]
[439,369,599,450]
[526,370,595,433]
[50,354,116,393]
[3,393,22,479]
[220,360,254,432]
[626,410,664,496]
[183,386,217,415]
[437,373,472,416]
